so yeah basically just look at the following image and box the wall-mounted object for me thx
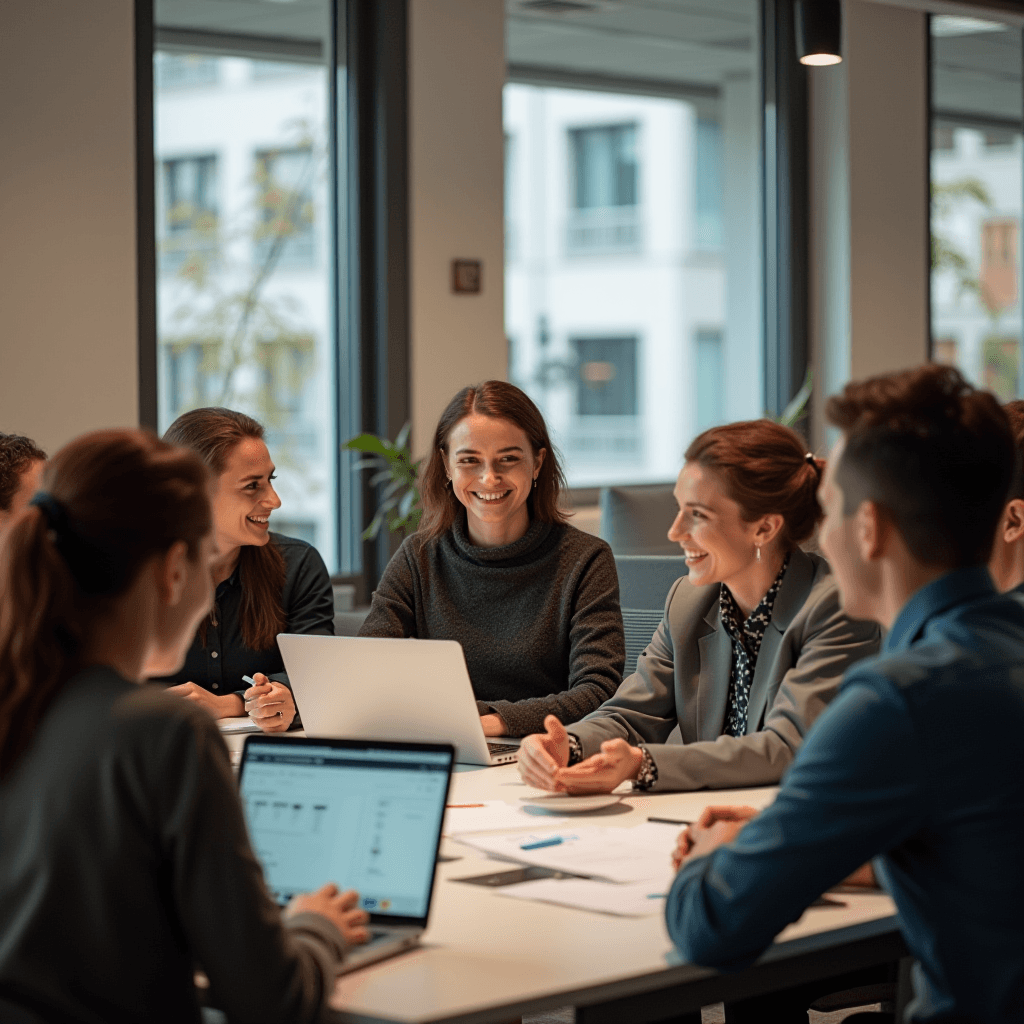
[451,259,482,294]
[796,0,842,66]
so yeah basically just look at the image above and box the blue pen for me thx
[520,836,564,850]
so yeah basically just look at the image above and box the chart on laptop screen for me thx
[240,743,449,916]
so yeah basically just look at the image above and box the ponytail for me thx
[0,430,210,778]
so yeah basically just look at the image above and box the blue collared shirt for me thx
[666,566,1024,1023]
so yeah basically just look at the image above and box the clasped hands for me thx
[168,672,296,732]
[518,715,645,794]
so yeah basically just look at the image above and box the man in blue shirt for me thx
[666,365,1024,1024]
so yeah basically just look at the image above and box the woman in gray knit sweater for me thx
[359,381,625,737]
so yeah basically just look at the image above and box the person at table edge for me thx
[517,418,880,793]
[358,380,625,738]
[669,365,1024,1024]
[152,408,334,731]
[0,429,368,1023]
[0,431,46,536]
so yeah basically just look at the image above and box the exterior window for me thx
[982,335,1020,400]
[155,36,338,567]
[575,337,638,416]
[980,218,1019,311]
[695,120,724,251]
[505,0,762,487]
[695,329,725,432]
[255,147,316,268]
[565,337,641,461]
[567,124,641,255]
[160,156,218,268]
[930,15,1022,395]
[167,341,218,417]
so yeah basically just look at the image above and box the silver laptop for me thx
[238,734,454,974]
[279,634,522,766]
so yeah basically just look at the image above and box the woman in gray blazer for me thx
[518,420,881,794]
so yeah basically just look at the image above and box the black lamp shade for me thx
[796,0,842,65]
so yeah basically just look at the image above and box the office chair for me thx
[613,554,687,676]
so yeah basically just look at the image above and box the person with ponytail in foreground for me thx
[0,429,367,1024]
[158,408,335,732]
[518,420,881,794]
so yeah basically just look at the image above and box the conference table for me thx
[320,760,908,1024]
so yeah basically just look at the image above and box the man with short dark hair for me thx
[989,400,1024,594]
[665,365,1024,1024]
[0,433,46,534]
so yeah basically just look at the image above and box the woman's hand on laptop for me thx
[286,883,371,946]
[517,715,572,790]
[244,673,297,732]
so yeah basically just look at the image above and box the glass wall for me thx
[153,1,339,564]
[504,1,762,487]
[930,16,1024,399]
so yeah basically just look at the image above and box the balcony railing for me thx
[566,206,642,257]
[563,415,643,461]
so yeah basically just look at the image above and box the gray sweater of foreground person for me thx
[359,515,625,736]
[0,667,348,1024]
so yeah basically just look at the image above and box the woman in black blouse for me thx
[157,408,334,731]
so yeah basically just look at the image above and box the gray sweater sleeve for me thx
[358,543,418,638]
[479,544,625,736]
[161,708,347,1022]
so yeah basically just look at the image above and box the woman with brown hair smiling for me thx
[359,380,625,738]
[157,407,334,731]
[518,419,881,794]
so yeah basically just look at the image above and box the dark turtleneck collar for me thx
[448,511,558,568]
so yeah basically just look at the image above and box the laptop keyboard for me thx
[487,742,520,755]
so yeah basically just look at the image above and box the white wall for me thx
[0,0,140,454]
[810,0,929,447]
[408,0,508,456]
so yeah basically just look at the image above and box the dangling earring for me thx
[755,545,761,563]
[533,477,538,489]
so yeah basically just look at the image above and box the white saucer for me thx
[520,793,622,813]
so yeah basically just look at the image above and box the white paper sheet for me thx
[443,800,575,835]
[218,717,260,735]
[497,877,673,917]
[454,821,680,882]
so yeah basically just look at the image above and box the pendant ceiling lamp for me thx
[796,0,843,66]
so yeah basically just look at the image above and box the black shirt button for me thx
[211,651,218,659]
[212,683,219,690]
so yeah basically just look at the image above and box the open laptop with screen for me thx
[279,634,522,766]
[238,734,454,974]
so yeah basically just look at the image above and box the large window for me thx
[504,1,763,486]
[154,2,338,564]
[930,16,1024,399]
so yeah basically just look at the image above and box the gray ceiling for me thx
[155,0,1023,126]
[932,23,1023,126]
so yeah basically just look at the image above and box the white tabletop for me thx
[328,762,898,1024]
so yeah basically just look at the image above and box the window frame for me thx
[137,0,411,593]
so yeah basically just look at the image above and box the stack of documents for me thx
[455,821,681,916]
